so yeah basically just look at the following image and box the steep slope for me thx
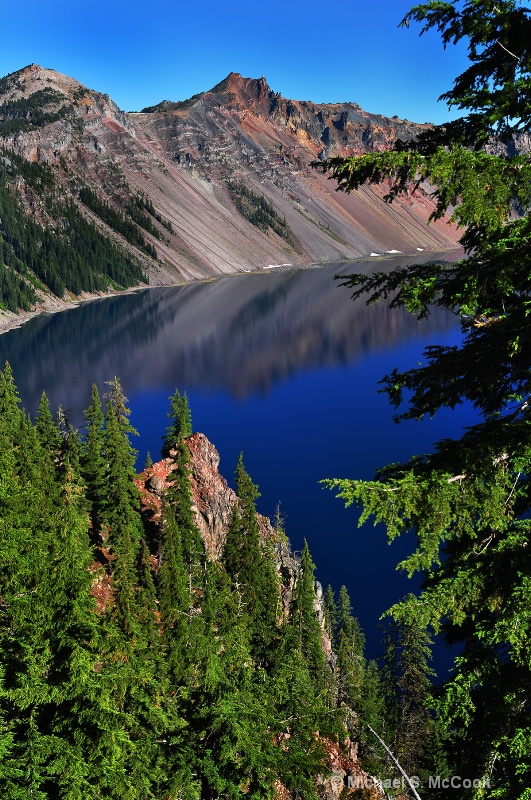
[0,64,460,319]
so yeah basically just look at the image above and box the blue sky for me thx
[2,0,469,123]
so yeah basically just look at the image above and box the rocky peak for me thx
[137,432,327,626]
[1,63,83,102]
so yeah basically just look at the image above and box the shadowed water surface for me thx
[0,254,472,665]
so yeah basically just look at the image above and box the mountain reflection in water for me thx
[1,254,457,416]
[0,253,471,664]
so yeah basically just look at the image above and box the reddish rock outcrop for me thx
[136,432,301,600]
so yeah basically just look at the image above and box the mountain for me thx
[0,64,460,320]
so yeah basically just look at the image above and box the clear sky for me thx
[1,0,469,124]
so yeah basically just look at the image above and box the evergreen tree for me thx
[0,387,107,798]
[222,453,280,664]
[335,585,365,711]
[101,377,143,633]
[356,659,387,777]
[159,433,206,684]
[322,584,339,710]
[0,362,24,440]
[381,608,438,783]
[162,389,192,457]
[35,390,62,456]
[319,2,531,794]
[323,584,337,642]
[269,624,333,798]
[81,384,106,536]
[289,540,325,689]
[98,377,165,797]
[194,569,277,800]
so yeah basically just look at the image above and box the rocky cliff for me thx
[136,432,302,612]
[0,63,460,317]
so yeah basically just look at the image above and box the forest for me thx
[0,362,455,799]
[1,0,531,797]
[0,151,147,311]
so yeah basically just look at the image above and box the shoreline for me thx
[0,247,463,338]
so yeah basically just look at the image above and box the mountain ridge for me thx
[0,64,460,326]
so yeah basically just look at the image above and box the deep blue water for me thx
[0,254,473,669]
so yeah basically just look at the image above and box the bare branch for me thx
[495,39,521,62]
[365,723,423,800]
[448,474,467,483]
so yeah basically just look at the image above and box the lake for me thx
[0,252,473,666]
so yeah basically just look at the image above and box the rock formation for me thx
[136,431,302,608]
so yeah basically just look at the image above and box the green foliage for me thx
[222,454,281,664]
[381,607,439,782]
[227,180,298,247]
[0,88,69,136]
[0,151,147,307]
[81,384,106,536]
[335,585,366,710]
[127,192,173,235]
[289,540,325,688]
[162,388,192,457]
[0,70,26,99]
[0,365,340,797]
[319,2,531,797]
[159,435,206,687]
[101,378,143,633]
[79,186,158,259]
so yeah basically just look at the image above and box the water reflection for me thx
[0,254,457,420]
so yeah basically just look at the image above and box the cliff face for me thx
[136,432,301,609]
[0,64,460,302]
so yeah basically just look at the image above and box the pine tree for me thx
[318,4,531,794]
[356,659,386,777]
[335,585,366,711]
[323,584,337,642]
[322,584,339,710]
[289,539,325,689]
[98,377,165,797]
[269,625,332,798]
[81,384,106,536]
[0,389,105,797]
[101,377,143,633]
[222,453,280,664]
[35,390,62,456]
[159,434,206,682]
[162,389,192,457]
[381,605,436,782]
